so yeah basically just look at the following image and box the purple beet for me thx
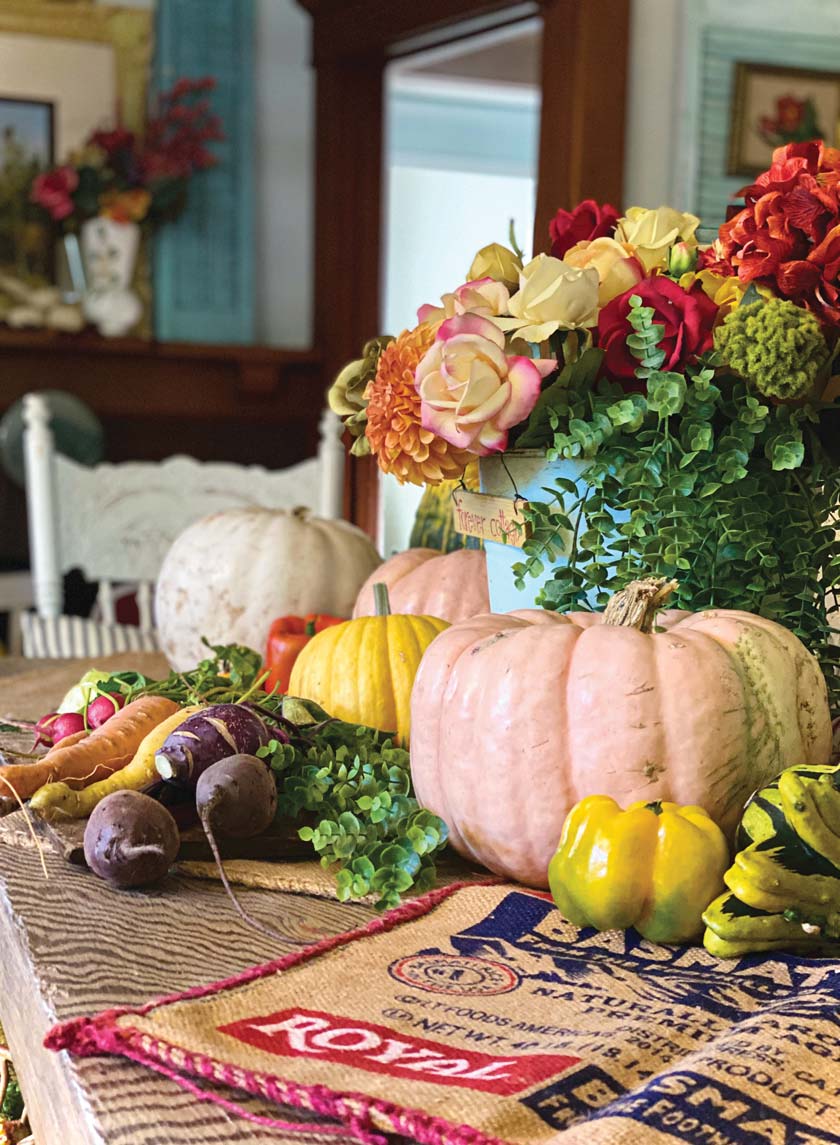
[154,704,276,787]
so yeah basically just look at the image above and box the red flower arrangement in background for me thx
[703,140,840,323]
[30,77,223,229]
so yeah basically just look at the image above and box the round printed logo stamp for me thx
[388,954,521,996]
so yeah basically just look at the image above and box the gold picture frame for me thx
[0,2,152,131]
[728,61,840,178]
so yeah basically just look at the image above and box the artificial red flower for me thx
[30,166,79,221]
[549,199,619,259]
[713,141,840,323]
[597,276,718,388]
[89,127,136,158]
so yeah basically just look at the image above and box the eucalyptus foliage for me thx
[259,718,447,910]
[510,296,840,712]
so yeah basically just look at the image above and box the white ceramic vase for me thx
[80,217,142,338]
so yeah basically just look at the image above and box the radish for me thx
[84,791,180,888]
[33,712,60,748]
[195,755,291,941]
[86,692,126,729]
[49,712,86,744]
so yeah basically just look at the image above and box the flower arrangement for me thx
[30,77,223,230]
[330,140,840,707]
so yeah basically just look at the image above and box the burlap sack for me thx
[47,882,840,1144]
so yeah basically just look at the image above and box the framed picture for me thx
[728,61,840,177]
[0,96,54,277]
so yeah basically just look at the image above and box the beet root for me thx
[196,755,298,943]
[195,754,277,840]
[84,790,180,888]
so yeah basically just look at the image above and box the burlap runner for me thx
[46,881,840,1145]
[177,853,487,903]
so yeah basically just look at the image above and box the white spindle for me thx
[98,580,116,625]
[23,394,62,618]
[318,408,345,519]
[137,582,154,631]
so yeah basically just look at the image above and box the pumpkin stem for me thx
[373,583,391,617]
[602,577,678,633]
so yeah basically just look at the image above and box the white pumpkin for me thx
[155,507,381,669]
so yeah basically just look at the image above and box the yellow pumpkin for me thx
[288,584,448,744]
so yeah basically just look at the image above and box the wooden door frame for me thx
[298,0,629,537]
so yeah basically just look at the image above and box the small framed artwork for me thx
[0,95,54,277]
[728,61,840,177]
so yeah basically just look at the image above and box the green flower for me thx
[328,335,393,457]
[714,297,829,401]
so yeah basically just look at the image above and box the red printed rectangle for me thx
[219,1008,579,1096]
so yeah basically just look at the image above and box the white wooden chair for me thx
[21,391,345,658]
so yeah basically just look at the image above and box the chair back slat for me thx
[136,582,154,631]
[21,393,346,655]
[97,580,116,626]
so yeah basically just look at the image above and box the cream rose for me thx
[415,314,554,455]
[467,243,522,290]
[616,206,701,273]
[417,276,510,324]
[564,237,645,306]
[493,254,600,344]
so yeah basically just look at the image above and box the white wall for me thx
[624,0,681,210]
[102,0,314,347]
[253,0,314,347]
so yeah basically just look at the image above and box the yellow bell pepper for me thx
[548,795,729,944]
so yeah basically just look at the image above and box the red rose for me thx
[30,166,79,222]
[549,199,619,259]
[597,276,718,388]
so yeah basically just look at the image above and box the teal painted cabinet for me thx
[153,0,255,344]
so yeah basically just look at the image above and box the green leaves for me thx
[258,719,448,910]
[516,340,840,714]
[514,348,604,449]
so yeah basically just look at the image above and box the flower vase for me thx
[479,452,583,612]
[479,451,629,613]
[80,217,143,338]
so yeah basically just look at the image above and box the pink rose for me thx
[30,167,79,222]
[415,314,554,455]
[417,277,510,324]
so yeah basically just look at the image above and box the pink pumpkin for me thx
[410,578,832,888]
[353,548,489,625]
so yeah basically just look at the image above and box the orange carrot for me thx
[0,696,180,802]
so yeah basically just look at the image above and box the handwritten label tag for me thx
[451,490,532,546]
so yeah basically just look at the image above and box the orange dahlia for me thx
[364,323,472,485]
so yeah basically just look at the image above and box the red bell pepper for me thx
[264,613,345,694]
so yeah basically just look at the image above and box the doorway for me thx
[379,22,541,553]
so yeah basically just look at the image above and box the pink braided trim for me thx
[102,1029,509,1145]
[46,877,510,1145]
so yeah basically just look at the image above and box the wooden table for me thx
[0,656,379,1144]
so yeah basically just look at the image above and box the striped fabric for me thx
[19,613,160,660]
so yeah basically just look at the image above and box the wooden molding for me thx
[534,0,630,247]
[300,0,629,537]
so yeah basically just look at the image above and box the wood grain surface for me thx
[0,840,380,1144]
[0,657,396,1144]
